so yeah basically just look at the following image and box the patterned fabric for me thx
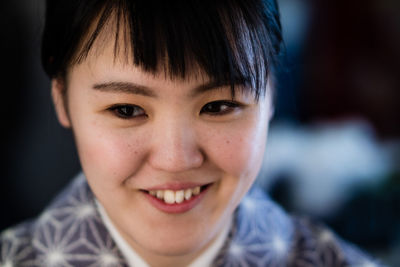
[0,173,385,267]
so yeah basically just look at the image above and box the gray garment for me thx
[0,173,384,266]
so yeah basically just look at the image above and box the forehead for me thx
[71,13,213,85]
[68,6,265,90]
[59,2,275,103]
[73,39,210,93]
[69,34,234,101]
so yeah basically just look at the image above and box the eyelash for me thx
[108,104,146,119]
[200,100,241,116]
[108,100,241,119]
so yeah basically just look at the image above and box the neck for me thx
[123,220,230,267]
[96,200,231,267]
[128,241,206,267]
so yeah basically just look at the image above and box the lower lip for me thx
[143,185,211,214]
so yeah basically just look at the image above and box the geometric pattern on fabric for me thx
[0,173,386,267]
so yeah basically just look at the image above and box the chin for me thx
[143,235,206,257]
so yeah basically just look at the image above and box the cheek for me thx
[73,120,148,185]
[204,119,268,179]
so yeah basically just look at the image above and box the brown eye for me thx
[200,101,240,116]
[109,105,146,119]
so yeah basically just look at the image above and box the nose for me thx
[148,117,204,173]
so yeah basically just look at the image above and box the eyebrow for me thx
[92,80,232,98]
[93,82,157,97]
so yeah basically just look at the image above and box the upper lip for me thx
[143,182,212,191]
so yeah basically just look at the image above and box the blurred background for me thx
[1,0,399,265]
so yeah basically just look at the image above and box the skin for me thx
[52,35,272,267]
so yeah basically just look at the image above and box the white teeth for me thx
[156,190,164,199]
[184,189,192,200]
[164,190,175,204]
[148,185,206,204]
[175,190,184,203]
[193,186,201,195]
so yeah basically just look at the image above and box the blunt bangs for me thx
[42,0,282,99]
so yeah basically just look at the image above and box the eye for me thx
[200,100,241,116]
[108,104,146,119]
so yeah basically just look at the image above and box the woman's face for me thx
[52,38,272,264]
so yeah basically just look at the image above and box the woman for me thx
[0,0,383,266]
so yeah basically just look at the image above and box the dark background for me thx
[1,0,399,265]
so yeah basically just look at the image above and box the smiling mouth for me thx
[141,184,211,205]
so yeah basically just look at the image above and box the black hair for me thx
[41,0,282,99]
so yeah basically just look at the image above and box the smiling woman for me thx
[0,0,385,267]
